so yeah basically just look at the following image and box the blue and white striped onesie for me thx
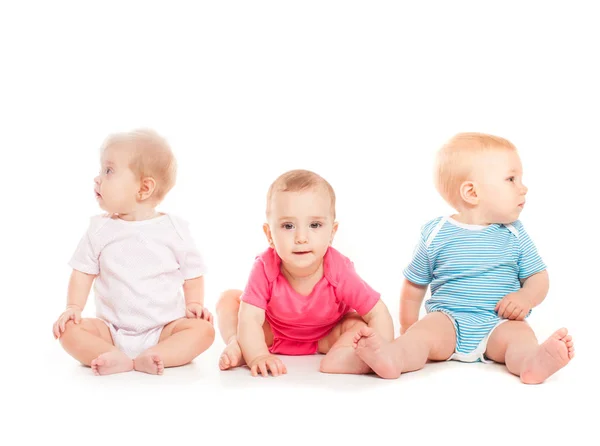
[404,216,546,363]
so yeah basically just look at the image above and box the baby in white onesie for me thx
[53,129,215,375]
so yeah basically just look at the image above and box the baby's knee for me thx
[58,319,84,345]
[216,289,242,312]
[189,318,216,341]
[342,314,367,332]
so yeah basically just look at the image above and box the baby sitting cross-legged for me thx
[53,129,215,375]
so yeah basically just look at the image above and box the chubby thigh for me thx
[404,312,457,361]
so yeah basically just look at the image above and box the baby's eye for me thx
[507,176,515,182]
[282,223,295,230]
[310,222,322,229]
[104,167,113,175]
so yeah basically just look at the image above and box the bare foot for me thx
[352,326,402,379]
[319,344,371,374]
[219,338,245,370]
[134,353,165,375]
[90,351,134,376]
[520,328,574,384]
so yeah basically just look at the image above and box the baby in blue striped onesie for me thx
[352,132,574,383]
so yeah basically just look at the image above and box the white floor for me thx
[8,319,593,446]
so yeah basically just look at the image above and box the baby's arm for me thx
[238,302,270,362]
[399,278,428,334]
[496,270,549,320]
[183,276,205,305]
[67,269,95,309]
[362,300,394,341]
[53,270,95,338]
[519,270,549,307]
[238,302,286,377]
[183,276,213,322]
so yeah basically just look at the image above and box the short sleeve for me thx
[171,217,208,280]
[334,257,380,316]
[178,234,207,280]
[68,224,100,275]
[240,257,271,310]
[403,232,433,285]
[515,221,546,279]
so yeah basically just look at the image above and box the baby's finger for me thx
[507,305,521,320]
[59,315,68,333]
[74,312,81,324]
[259,362,269,377]
[273,359,284,377]
[53,321,59,339]
[250,364,258,377]
[266,360,279,377]
[503,301,515,319]
[276,359,287,375]
[495,298,506,315]
[494,298,504,312]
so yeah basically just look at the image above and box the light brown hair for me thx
[266,169,336,219]
[434,132,517,209]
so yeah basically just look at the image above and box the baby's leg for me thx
[59,318,133,376]
[134,318,215,375]
[216,289,274,370]
[485,321,574,384]
[216,289,245,370]
[318,313,371,375]
[353,312,456,379]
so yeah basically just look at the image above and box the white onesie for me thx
[69,213,207,358]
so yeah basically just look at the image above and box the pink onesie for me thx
[241,247,380,355]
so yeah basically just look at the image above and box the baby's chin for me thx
[495,214,521,225]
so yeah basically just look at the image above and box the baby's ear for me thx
[138,177,157,201]
[459,181,478,206]
[263,223,274,247]
[330,221,339,244]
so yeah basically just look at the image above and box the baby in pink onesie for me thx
[52,129,215,376]
[217,169,394,377]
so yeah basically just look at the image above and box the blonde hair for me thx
[266,169,336,219]
[434,132,517,209]
[101,129,177,202]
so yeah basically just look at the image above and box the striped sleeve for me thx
[514,221,546,279]
[403,231,433,286]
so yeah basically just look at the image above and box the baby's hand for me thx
[52,305,82,339]
[186,302,214,324]
[495,291,532,321]
[248,354,287,377]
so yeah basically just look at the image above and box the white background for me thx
[2,1,598,445]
